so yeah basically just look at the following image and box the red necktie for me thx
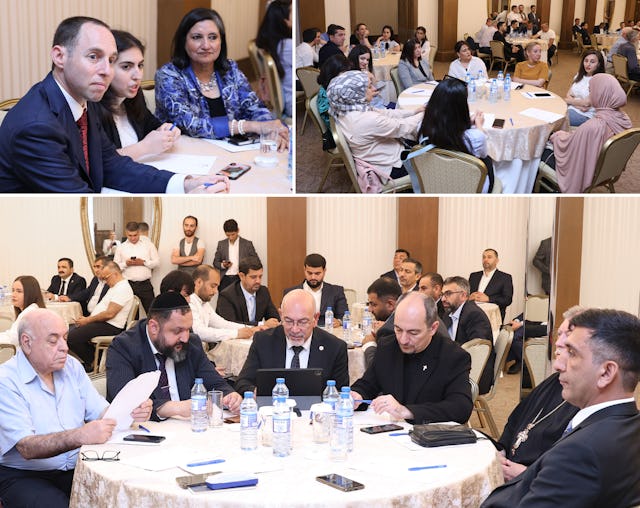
[77,109,90,174]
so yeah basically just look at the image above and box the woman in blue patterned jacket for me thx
[155,8,288,149]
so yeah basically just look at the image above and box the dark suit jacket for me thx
[212,237,258,277]
[235,325,349,395]
[72,276,109,316]
[106,319,234,421]
[283,282,348,325]
[318,41,343,67]
[46,273,87,300]
[352,334,473,425]
[380,269,400,283]
[533,237,551,295]
[216,281,279,325]
[469,269,514,321]
[0,72,173,193]
[98,101,161,149]
[481,402,640,508]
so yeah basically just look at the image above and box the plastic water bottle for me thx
[272,377,289,406]
[330,391,351,461]
[465,71,471,84]
[361,309,373,336]
[496,71,504,100]
[272,396,291,457]
[497,70,504,82]
[190,378,208,432]
[468,78,477,103]
[342,311,351,342]
[340,387,354,452]
[476,69,484,82]
[324,306,334,330]
[503,73,511,101]
[489,79,498,104]
[322,380,340,411]
[380,42,386,58]
[240,391,258,450]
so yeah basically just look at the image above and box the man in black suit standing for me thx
[212,219,259,291]
[235,289,349,394]
[45,257,86,302]
[469,248,513,322]
[283,253,348,328]
[481,308,640,508]
[72,255,110,316]
[380,248,410,283]
[442,276,495,394]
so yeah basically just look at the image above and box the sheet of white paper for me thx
[103,370,160,431]
[204,139,261,153]
[119,448,192,471]
[140,153,216,175]
[481,112,496,129]
[400,97,431,107]
[519,107,565,123]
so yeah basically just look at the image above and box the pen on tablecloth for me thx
[169,123,176,131]
[186,459,226,467]
[353,399,372,404]
[509,118,514,126]
[408,465,447,471]
[138,425,151,433]
[389,432,409,437]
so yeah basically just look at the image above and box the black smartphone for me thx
[360,424,404,434]
[217,163,251,180]
[492,118,505,129]
[534,92,552,97]
[227,134,259,146]
[316,474,364,492]
[123,434,165,443]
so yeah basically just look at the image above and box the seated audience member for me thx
[616,27,640,80]
[415,25,431,61]
[397,38,434,90]
[351,292,473,424]
[67,262,134,371]
[235,289,349,395]
[160,269,195,301]
[347,45,386,109]
[0,276,46,347]
[412,77,494,192]
[190,265,259,344]
[256,0,292,118]
[579,22,591,45]
[102,231,121,257]
[376,25,401,53]
[216,256,279,327]
[481,308,640,508]
[498,307,583,481]
[468,248,513,321]
[212,218,259,291]
[106,292,242,420]
[532,23,556,64]
[380,248,410,283]
[448,40,488,80]
[565,50,605,127]
[494,21,525,61]
[296,27,322,68]
[513,42,548,88]
[327,70,423,185]
[607,28,629,64]
[0,309,151,508]
[45,257,86,302]
[283,253,348,328]
[350,23,372,48]
[319,23,347,67]
[418,272,445,316]
[507,20,521,35]
[97,30,180,162]
[397,258,422,294]
[541,74,631,193]
[315,54,352,136]
[571,18,582,38]
[476,18,498,55]
[155,8,288,148]
[72,255,110,316]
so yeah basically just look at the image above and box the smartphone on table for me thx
[316,474,364,492]
[123,434,165,444]
[217,163,251,180]
[492,118,505,129]
[360,424,404,434]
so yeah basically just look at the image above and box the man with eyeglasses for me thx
[235,289,349,395]
[0,309,152,507]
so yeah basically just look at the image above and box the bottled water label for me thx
[241,412,257,428]
[273,417,290,434]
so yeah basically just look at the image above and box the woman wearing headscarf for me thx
[544,73,631,193]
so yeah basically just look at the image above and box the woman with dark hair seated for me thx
[98,30,180,161]
[447,40,488,80]
[155,7,288,149]
[0,276,46,346]
[375,25,401,52]
[565,50,605,127]
[347,45,386,109]
[414,26,431,61]
[397,39,434,89]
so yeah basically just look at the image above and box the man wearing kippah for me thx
[106,292,242,420]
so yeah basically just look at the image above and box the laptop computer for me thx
[255,368,323,410]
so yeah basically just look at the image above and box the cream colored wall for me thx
[211,0,261,61]
[351,0,398,37]
[526,197,556,296]
[324,0,351,34]
[458,0,489,43]
[417,0,438,49]
[575,0,587,21]
[549,0,564,35]
[611,0,626,30]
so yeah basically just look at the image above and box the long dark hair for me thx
[317,53,352,89]
[418,78,472,153]
[415,26,428,42]
[256,0,291,78]
[574,49,605,83]
[400,39,420,66]
[348,44,373,73]
[13,275,45,319]
[171,8,230,75]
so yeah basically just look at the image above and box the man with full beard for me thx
[106,292,241,420]
[171,215,205,274]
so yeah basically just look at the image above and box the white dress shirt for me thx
[189,292,244,343]
[146,332,179,402]
[296,42,318,68]
[568,398,635,430]
[226,239,240,276]
[478,269,497,294]
[86,280,106,314]
[91,279,134,329]
[302,281,323,314]
[114,239,160,281]
[285,337,311,369]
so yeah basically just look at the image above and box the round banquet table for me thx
[595,34,618,50]
[373,52,401,104]
[69,412,503,508]
[0,301,82,324]
[397,82,568,193]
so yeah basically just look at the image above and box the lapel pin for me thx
[422,365,428,371]
[319,345,324,351]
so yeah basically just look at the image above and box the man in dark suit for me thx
[72,255,110,316]
[283,253,348,328]
[106,292,242,421]
[212,219,259,291]
[442,276,495,394]
[0,16,227,193]
[533,237,551,295]
[46,257,86,302]
[481,308,640,508]
[418,272,445,318]
[235,290,349,394]
[351,292,472,424]
[469,248,513,322]
[318,24,347,67]
[380,248,410,283]
[398,258,422,294]
[493,21,525,61]
[216,256,279,327]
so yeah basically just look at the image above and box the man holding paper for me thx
[0,309,152,508]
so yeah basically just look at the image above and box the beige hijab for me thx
[551,73,631,193]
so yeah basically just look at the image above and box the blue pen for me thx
[186,459,226,468]
[408,465,447,471]
[389,432,409,437]
[169,123,176,131]
[509,118,514,126]
[353,399,372,404]
[138,425,151,433]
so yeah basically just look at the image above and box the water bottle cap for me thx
[344,311,350,316]
[340,391,350,398]
[327,307,332,311]
[244,391,254,398]
[327,380,336,386]
[194,378,203,384]
[340,386,351,393]
[276,377,285,383]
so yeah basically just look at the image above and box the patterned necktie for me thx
[77,109,90,174]
[155,353,170,400]
[59,280,66,296]
[290,346,304,369]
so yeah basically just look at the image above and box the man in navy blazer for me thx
[235,290,349,395]
[380,248,410,283]
[212,219,259,290]
[469,248,513,322]
[481,308,640,508]
[0,16,226,194]
[106,292,242,421]
[46,257,86,301]
[283,253,348,327]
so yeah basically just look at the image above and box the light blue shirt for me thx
[448,302,465,340]
[240,284,257,323]
[0,350,108,471]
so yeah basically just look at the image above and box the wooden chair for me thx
[428,46,437,74]
[247,39,264,82]
[535,128,640,193]
[140,79,155,115]
[589,33,600,51]
[0,316,13,333]
[406,147,503,193]
[390,66,403,97]
[489,40,516,74]
[308,93,344,192]
[257,48,286,121]
[0,343,16,365]
[576,35,595,57]
[612,54,640,97]
[295,66,320,134]
[524,337,549,388]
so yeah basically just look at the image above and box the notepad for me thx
[519,108,565,123]
[141,153,216,175]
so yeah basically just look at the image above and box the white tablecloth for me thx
[373,53,401,104]
[476,302,503,341]
[0,301,82,324]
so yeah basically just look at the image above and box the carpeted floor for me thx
[294,49,640,194]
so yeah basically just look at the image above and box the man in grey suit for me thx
[213,219,259,291]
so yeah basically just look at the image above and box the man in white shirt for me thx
[507,5,521,24]
[171,215,205,274]
[72,255,110,316]
[477,18,498,54]
[296,28,321,68]
[496,5,509,23]
[533,23,557,64]
[114,221,159,312]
